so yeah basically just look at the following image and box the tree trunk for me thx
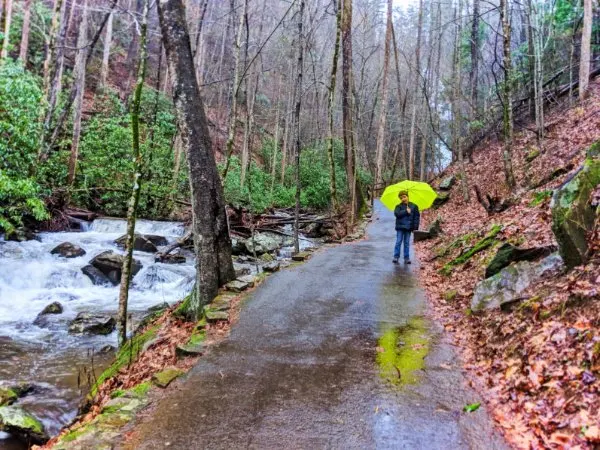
[391,23,407,180]
[500,0,515,189]
[326,0,342,210]
[454,0,470,201]
[342,0,358,222]
[470,0,480,114]
[280,75,293,184]
[0,0,13,60]
[157,0,236,320]
[221,0,245,181]
[374,0,393,194]
[579,0,592,100]
[99,9,114,92]
[293,0,305,254]
[408,0,423,180]
[118,0,149,347]
[67,0,89,186]
[526,0,536,121]
[18,0,32,62]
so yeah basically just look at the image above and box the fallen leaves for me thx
[414,81,600,449]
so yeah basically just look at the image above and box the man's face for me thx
[400,194,408,203]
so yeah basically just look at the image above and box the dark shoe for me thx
[404,259,411,264]
[392,258,399,264]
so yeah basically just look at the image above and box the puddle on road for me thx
[376,317,430,385]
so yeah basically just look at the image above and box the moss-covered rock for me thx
[0,405,48,444]
[151,367,184,388]
[439,176,456,190]
[525,148,540,163]
[471,254,564,311]
[0,388,17,407]
[440,225,502,275]
[551,155,600,268]
[432,192,450,208]
[485,243,556,278]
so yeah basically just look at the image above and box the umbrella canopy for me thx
[380,180,437,211]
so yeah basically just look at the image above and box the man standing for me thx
[393,190,420,264]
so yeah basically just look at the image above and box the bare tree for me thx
[374,0,393,193]
[67,0,90,186]
[99,8,114,92]
[293,0,305,254]
[19,0,32,63]
[579,0,592,100]
[0,0,13,60]
[326,0,342,209]
[118,0,149,346]
[499,0,515,189]
[341,0,358,222]
[157,0,236,319]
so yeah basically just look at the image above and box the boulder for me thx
[439,175,456,190]
[233,262,252,277]
[0,388,17,407]
[81,265,112,286]
[114,234,164,253]
[205,309,230,322]
[90,251,142,285]
[485,243,557,278]
[68,313,116,335]
[292,252,310,261]
[551,155,600,269]
[38,301,63,316]
[432,192,450,208]
[244,233,282,255]
[225,280,250,293]
[4,228,38,242]
[231,237,248,255]
[303,222,324,238]
[471,254,564,311]
[413,218,442,242]
[0,406,48,445]
[50,242,86,258]
[155,254,186,264]
[33,302,64,327]
[151,367,184,388]
[262,261,280,273]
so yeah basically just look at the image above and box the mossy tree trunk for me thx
[293,0,305,254]
[157,0,236,320]
[326,0,342,210]
[118,0,149,347]
[500,0,515,189]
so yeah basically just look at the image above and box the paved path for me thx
[126,202,506,449]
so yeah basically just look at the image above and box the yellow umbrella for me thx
[380,180,438,211]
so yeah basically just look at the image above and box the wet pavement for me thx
[126,202,506,450]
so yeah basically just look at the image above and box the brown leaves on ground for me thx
[416,82,600,449]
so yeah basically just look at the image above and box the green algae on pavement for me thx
[377,317,430,385]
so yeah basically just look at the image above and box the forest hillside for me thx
[416,80,600,448]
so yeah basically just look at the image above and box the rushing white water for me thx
[0,218,193,344]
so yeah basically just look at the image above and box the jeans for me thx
[394,229,411,260]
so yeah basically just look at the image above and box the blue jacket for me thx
[394,202,420,231]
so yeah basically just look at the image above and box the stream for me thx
[0,218,195,449]
[0,217,318,449]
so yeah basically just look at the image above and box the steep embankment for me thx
[415,83,600,448]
